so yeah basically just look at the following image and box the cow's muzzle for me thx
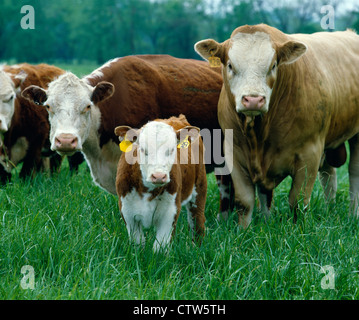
[240,95,266,115]
[150,172,168,185]
[54,133,79,155]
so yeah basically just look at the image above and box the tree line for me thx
[1,0,359,64]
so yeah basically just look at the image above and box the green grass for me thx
[1,64,358,300]
[0,160,358,300]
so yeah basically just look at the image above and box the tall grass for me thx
[1,64,358,300]
[0,161,358,300]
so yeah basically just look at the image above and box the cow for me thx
[0,63,83,183]
[22,55,232,217]
[115,115,206,251]
[195,24,359,227]
[0,63,63,183]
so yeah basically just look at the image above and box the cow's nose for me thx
[150,172,168,184]
[242,95,266,109]
[55,133,78,152]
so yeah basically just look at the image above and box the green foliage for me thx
[0,159,358,300]
[1,0,357,65]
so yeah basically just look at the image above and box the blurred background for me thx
[1,0,359,66]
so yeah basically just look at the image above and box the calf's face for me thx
[115,121,200,189]
[139,122,177,187]
[195,30,307,116]
[22,73,114,155]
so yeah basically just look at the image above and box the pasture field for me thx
[0,161,358,300]
[0,64,358,300]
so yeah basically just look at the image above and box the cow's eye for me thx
[228,63,232,71]
[4,95,14,103]
[82,105,91,113]
[140,148,148,156]
[44,105,52,112]
[271,63,276,71]
[165,148,174,156]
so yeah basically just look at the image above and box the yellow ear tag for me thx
[119,135,133,153]
[208,51,221,68]
[177,135,190,149]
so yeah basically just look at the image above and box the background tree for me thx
[0,0,357,64]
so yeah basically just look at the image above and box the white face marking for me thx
[227,32,275,114]
[44,72,95,151]
[138,121,177,189]
[0,71,16,132]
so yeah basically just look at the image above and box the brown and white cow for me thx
[195,24,359,227]
[22,55,231,216]
[0,63,65,183]
[115,115,206,251]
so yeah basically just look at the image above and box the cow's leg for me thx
[125,218,145,246]
[349,135,359,217]
[20,149,42,180]
[289,154,321,222]
[230,161,255,229]
[50,153,63,173]
[318,159,337,202]
[257,186,273,221]
[215,174,234,221]
[0,165,11,185]
[68,152,85,173]
[153,202,180,252]
[186,184,206,244]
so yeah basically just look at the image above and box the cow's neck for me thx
[81,106,121,195]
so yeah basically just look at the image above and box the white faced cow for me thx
[195,24,359,227]
[0,63,80,182]
[22,55,231,217]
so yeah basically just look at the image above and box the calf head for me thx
[22,72,114,156]
[195,25,307,116]
[0,69,26,133]
[115,121,200,189]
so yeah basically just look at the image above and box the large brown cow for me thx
[195,24,359,227]
[22,55,230,214]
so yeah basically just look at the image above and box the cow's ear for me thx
[21,85,47,105]
[114,125,140,143]
[195,39,225,63]
[277,41,307,66]
[91,81,114,105]
[9,71,27,93]
[176,126,201,145]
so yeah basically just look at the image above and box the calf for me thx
[115,115,206,252]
